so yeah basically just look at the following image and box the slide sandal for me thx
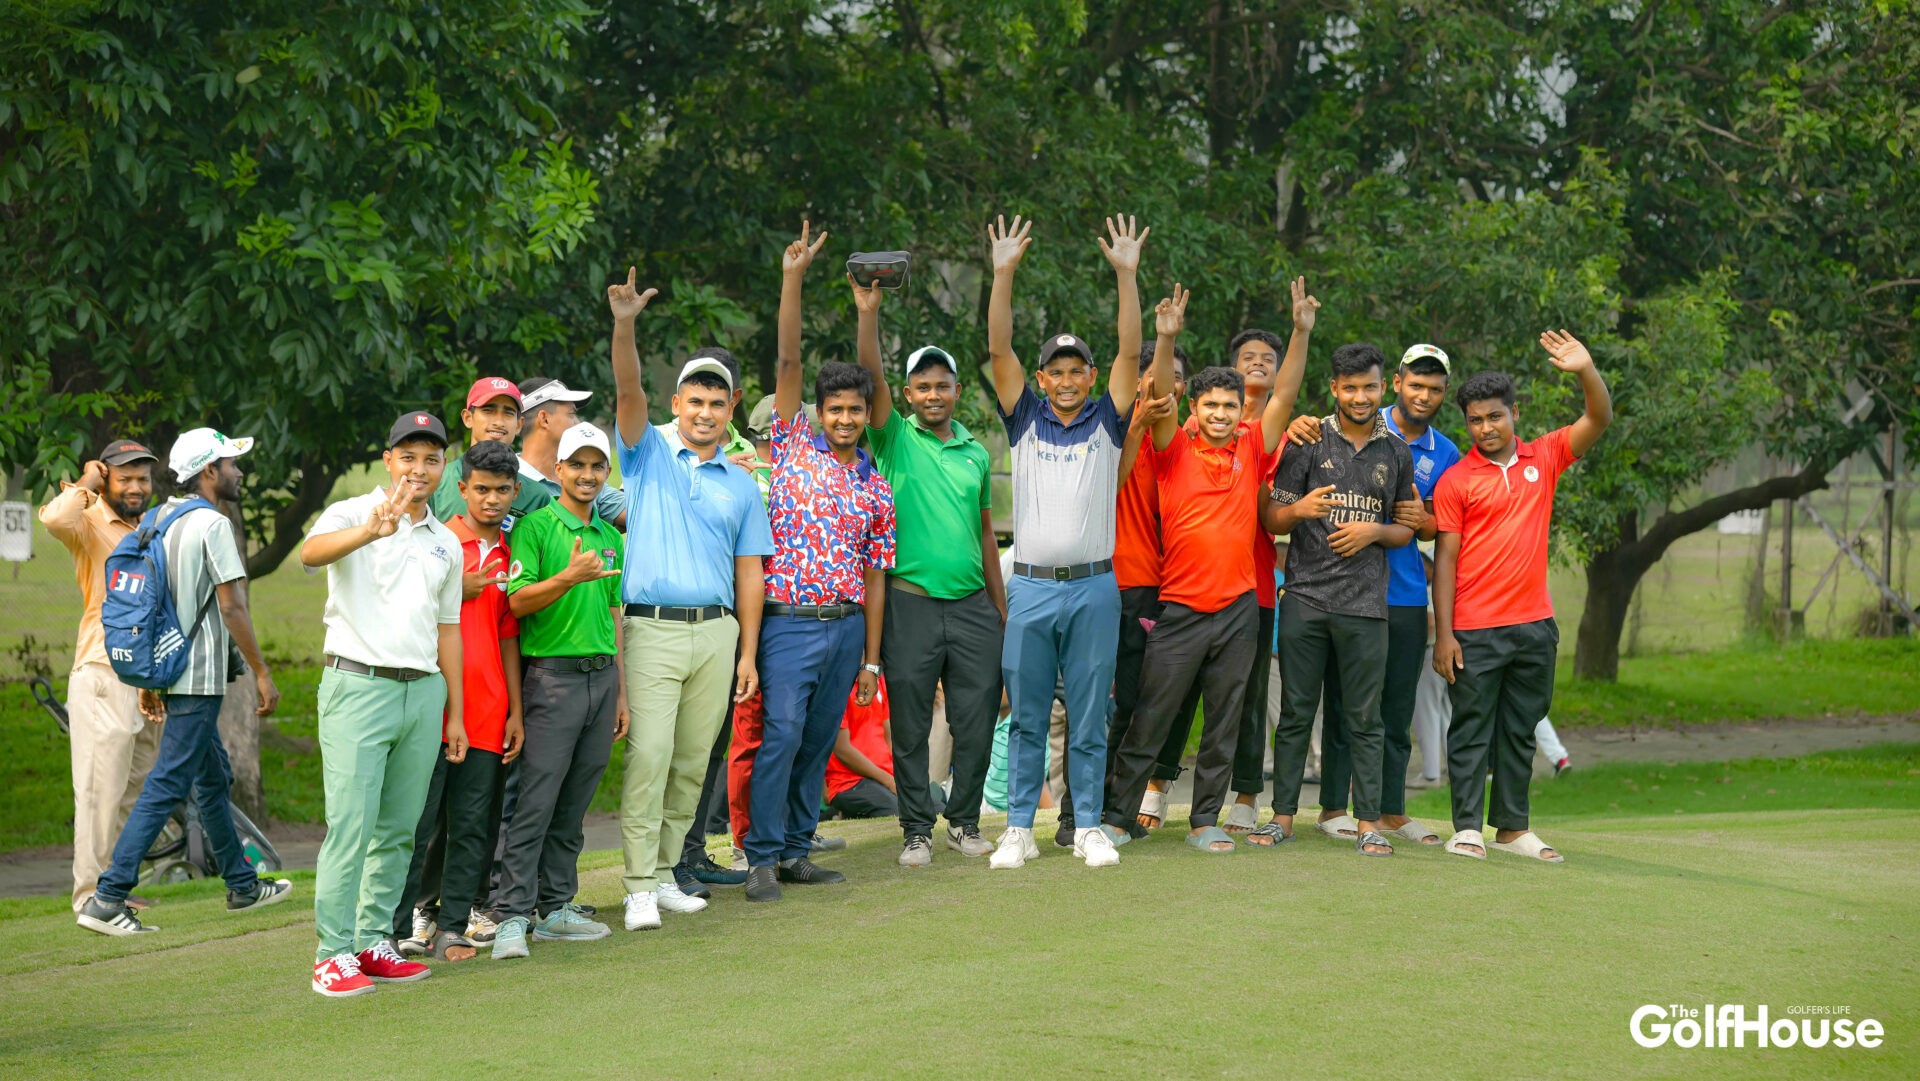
[1185,826,1236,854]
[1243,821,1294,849]
[1388,819,1441,845]
[1222,801,1259,833]
[1099,824,1134,848]
[1444,829,1486,860]
[1315,814,1358,840]
[1355,830,1394,857]
[1489,831,1565,863]
[1138,788,1167,829]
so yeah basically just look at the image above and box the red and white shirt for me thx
[764,410,897,605]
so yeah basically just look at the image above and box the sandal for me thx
[1099,824,1134,848]
[1184,826,1236,854]
[1315,814,1358,840]
[1355,829,1394,857]
[1138,787,1167,829]
[1243,821,1294,849]
[1444,828,1487,860]
[1489,831,1564,863]
[432,930,478,962]
[1386,819,1440,845]
[1222,801,1259,833]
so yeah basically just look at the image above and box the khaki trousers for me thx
[619,614,736,894]
[67,663,161,911]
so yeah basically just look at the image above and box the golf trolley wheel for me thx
[149,859,201,884]
[145,811,189,863]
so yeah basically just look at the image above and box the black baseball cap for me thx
[98,439,157,467]
[1038,332,1092,367]
[387,410,449,448]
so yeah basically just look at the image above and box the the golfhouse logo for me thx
[1631,1005,1885,1050]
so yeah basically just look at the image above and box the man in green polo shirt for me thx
[851,275,1007,867]
[428,376,552,540]
[490,422,627,959]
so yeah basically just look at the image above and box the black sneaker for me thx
[685,852,748,886]
[776,857,846,885]
[810,833,848,852]
[745,865,782,903]
[227,878,295,912]
[671,863,713,900]
[1054,820,1077,848]
[78,895,156,936]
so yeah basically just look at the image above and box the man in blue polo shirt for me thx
[984,213,1145,871]
[1285,343,1459,844]
[605,269,774,933]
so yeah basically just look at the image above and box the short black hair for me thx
[1187,365,1245,401]
[1456,370,1516,412]
[679,371,730,395]
[690,346,741,390]
[1330,342,1386,379]
[462,439,520,482]
[815,361,874,406]
[1401,356,1449,380]
[1228,329,1283,363]
[1139,339,1190,381]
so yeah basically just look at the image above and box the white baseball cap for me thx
[676,357,735,392]
[905,345,957,376]
[519,377,593,411]
[169,427,254,483]
[556,422,613,464]
[1400,343,1451,372]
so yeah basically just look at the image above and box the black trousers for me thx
[1107,586,1161,778]
[1146,604,1270,794]
[1318,604,1426,816]
[1447,619,1557,832]
[392,747,505,937]
[679,642,743,866]
[1106,592,1258,830]
[494,664,617,920]
[828,777,899,820]
[882,583,1003,839]
[1272,594,1388,820]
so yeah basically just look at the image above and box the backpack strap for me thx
[154,497,223,642]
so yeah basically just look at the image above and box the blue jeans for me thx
[1002,572,1121,829]
[96,694,257,902]
[747,614,866,866]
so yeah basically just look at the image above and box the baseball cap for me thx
[556,422,612,463]
[519,377,592,411]
[1038,332,1092,367]
[169,428,253,483]
[465,376,524,409]
[98,439,157,467]
[905,345,957,377]
[676,357,735,392]
[747,395,818,440]
[1400,343,1451,372]
[387,410,450,449]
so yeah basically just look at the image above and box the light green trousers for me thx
[619,614,736,894]
[313,667,444,962]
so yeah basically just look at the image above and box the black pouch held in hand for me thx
[847,251,911,289]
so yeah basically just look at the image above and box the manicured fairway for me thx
[5,775,1916,1079]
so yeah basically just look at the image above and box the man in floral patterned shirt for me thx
[743,222,897,903]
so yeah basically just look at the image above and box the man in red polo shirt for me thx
[1432,330,1612,864]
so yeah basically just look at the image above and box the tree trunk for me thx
[1574,543,1645,681]
[219,670,265,821]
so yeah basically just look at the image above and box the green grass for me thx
[1551,637,1920,726]
[3,752,1917,1079]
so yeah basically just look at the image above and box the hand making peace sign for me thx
[782,220,829,276]
[362,482,412,541]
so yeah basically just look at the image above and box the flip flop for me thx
[1315,814,1358,840]
[1099,824,1133,848]
[1444,828,1486,860]
[1489,831,1565,863]
[1242,821,1294,849]
[1355,829,1394,857]
[1138,788,1167,829]
[1387,819,1441,845]
[1222,801,1258,833]
[1185,826,1236,854]
[432,930,478,962]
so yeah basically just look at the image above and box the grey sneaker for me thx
[898,835,933,868]
[226,878,294,913]
[946,824,994,857]
[465,911,498,946]
[77,895,156,936]
[532,903,611,941]
[492,916,530,960]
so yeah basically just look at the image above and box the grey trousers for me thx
[1272,594,1388,820]
[882,583,1003,839]
[494,663,617,920]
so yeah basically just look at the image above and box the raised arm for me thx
[850,273,891,427]
[302,485,408,568]
[986,214,1034,415]
[1148,286,1189,451]
[1099,215,1148,413]
[1540,329,1613,457]
[776,221,829,426]
[608,266,660,446]
[1119,371,1176,478]
[1263,276,1319,454]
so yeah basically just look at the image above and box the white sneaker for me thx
[623,890,662,931]
[1074,826,1120,868]
[654,882,708,914]
[989,827,1038,870]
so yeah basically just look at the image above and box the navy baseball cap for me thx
[1038,332,1092,367]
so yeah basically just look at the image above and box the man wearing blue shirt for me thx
[1286,343,1459,844]
[605,269,774,933]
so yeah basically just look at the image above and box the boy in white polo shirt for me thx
[301,411,466,998]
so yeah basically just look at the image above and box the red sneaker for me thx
[357,939,431,983]
[312,952,375,998]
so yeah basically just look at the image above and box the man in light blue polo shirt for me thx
[983,213,1145,870]
[1286,342,1460,844]
[604,268,774,933]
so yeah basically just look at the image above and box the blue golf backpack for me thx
[100,497,219,690]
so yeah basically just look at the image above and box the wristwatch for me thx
[861,663,883,676]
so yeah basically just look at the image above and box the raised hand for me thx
[607,266,659,321]
[1154,283,1190,338]
[558,536,621,585]
[1293,483,1339,520]
[1286,413,1324,445]
[1540,328,1593,373]
[1131,372,1175,425]
[364,482,409,540]
[79,459,109,492]
[1289,275,1321,335]
[847,272,883,315]
[988,213,1034,273]
[783,220,829,276]
[1097,214,1149,273]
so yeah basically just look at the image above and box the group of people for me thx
[46,214,1611,999]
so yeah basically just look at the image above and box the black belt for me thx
[764,602,862,621]
[527,654,616,672]
[1012,559,1113,582]
[624,603,731,623]
[326,655,431,682]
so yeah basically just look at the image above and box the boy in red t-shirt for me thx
[1431,331,1611,864]
[391,441,526,958]
[825,678,898,820]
